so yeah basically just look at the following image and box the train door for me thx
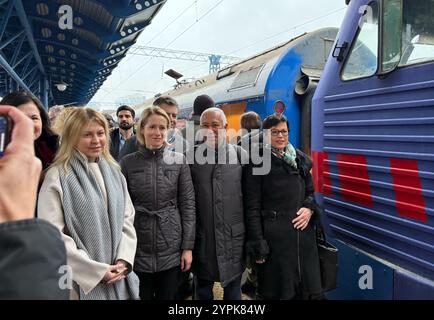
[312,0,434,299]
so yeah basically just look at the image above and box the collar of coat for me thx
[138,144,166,158]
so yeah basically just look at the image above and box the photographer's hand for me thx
[0,106,42,223]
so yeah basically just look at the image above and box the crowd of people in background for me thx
[0,90,324,300]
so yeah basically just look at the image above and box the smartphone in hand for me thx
[0,114,12,158]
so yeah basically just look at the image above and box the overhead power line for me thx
[226,6,346,56]
[128,45,240,72]
[129,46,239,64]
[177,6,346,76]
[99,0,226,100]
[115,0,199,68]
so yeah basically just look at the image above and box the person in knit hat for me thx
[182,94,215,144]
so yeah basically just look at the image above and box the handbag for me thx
[316,223,338,292]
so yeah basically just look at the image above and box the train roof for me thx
[133,27,338,117]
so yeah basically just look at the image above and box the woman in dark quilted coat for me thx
[243,114,322,300]
[120,107,195,300]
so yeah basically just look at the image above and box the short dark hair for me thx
[0,90,54,139]
[240,111,261,131]
[153,96,178,108]
[116,105,135,118]
[262,114,289,131]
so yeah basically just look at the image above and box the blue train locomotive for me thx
[312,0,434,299]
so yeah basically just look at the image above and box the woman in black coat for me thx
[120,106,196,300]
[243,114,322,300]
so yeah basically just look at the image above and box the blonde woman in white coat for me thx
[38,108,139,300]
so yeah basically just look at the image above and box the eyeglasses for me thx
[201,123,223,129]
[270,129,289,136]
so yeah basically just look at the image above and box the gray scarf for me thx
[59,151,139,300]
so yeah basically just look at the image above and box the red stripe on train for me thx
[390,159,427,223]
[312,151,332,195]
[336,154,373,207]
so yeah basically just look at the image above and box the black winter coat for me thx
[119,135,139,160]
[189,143,246,287]
[243,149,322,299]
[110,128,136,161]
[109,128,122,161]
[120,146,196,273]
[0,219,69,299]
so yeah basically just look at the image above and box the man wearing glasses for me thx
[189,107,247,300]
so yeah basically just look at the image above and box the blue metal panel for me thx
[264,49,302,148]
[31,21,102,56]
[326,239,394,300]
[318,63,434,280]
[245,97,266,119]
[394,269,434,299]
[264,28,337,149]
[40,54,96,72]
[312,0,434,299]
[30,8,113,39]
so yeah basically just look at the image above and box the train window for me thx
[399,0,434,66]
[380,0,402,73]
[228,64,265,91]
[341,1,379,80]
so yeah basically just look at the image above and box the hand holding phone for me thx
[0,106,42,223]
[0,114,12,158]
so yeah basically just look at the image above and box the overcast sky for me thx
[89,0,348,109]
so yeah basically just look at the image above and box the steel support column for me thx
[12,0,45,73]
[0,54,30,91]
[40,76,48,110]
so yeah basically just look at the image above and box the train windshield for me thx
[399,0,434,66]
[341,1,379,80]
[342,0,434,81]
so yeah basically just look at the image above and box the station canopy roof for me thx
[0,0,166,106]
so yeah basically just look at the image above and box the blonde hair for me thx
[48,105,64,121]
[51,107,76,135]
[137,106,171,147]
[52,108,118,170]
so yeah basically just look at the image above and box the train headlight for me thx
[274,100,286,115]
